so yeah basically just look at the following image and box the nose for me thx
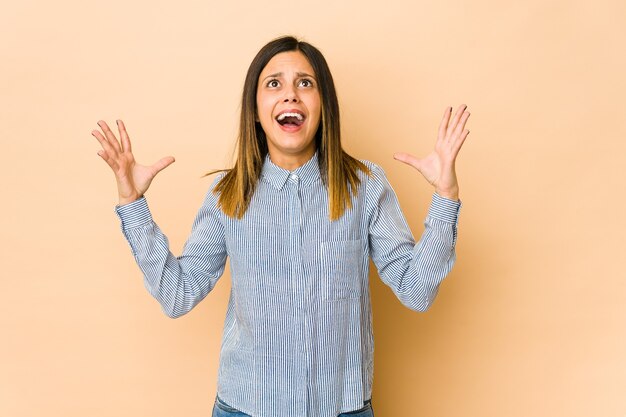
[283,85,299,103]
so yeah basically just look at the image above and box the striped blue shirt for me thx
[115,152,461,417]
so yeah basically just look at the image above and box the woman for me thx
[91,36,470,417]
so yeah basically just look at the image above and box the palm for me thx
[117,159,158,199]
[91,120,175,205]
[394,104,470,201]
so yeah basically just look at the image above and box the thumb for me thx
[393,152,423,172]
[152,156,176,175]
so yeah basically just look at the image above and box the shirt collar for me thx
[261,152,321,190]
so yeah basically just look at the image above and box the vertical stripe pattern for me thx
[115,152,461,417]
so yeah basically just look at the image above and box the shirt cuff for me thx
[114,197,153,229]
[428,193,462,224]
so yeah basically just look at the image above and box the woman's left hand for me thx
[393,104,470,201]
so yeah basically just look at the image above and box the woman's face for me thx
[256,50,321,170]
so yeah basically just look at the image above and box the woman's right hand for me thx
[91,120,175,206]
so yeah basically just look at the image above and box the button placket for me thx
[289,174,311,415]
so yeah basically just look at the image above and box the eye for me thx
[299,79,314,88]
[266,79,280,88]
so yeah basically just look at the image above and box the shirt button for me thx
[290,174,298,180]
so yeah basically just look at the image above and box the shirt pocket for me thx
[320,239,363,300]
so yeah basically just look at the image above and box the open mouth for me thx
[275,111,305,127]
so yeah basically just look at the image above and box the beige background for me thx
[1,0,625,416]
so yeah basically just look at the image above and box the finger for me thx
[452,129,470,154]
[92,129,117,156]
[446,104,467,140]
[437,107,452,142]
[97,120,122,153]
[116,119,132,154]
[97,150,119,171]
[151,156,176,175]
[393,152,422,171]
[451,111,471,142]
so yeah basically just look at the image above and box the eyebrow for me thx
[262,72,316,81]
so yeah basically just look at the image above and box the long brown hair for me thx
[211,35,370,221]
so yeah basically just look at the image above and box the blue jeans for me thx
[212,395,374,417]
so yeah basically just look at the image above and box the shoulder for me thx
[199,171,229,209]
[210,170,228,188]
[354,160,395,216]
[359,159,378,172]
[357,159,388,187]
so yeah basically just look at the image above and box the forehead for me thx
[259,51,316,78]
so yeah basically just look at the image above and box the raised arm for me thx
[89,120,227,318]
[114,189,228,318]
[368,104,470,312]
